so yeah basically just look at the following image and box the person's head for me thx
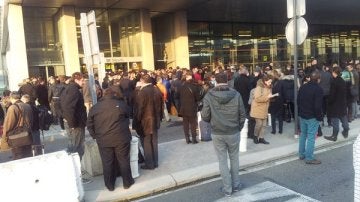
[48,76,56,85]
[71,72,85,87]
[58,75,66,83]
[103,86,122,99]
[185,72,193,82]
[239,66,249,75]
[346,64,354,71]
[332,66,342,78]
[261,74,273,87]
[214,72,227,84]
[310,70,321,83]
[156,76,163,83]
[21,94,30,104]
[141,74,152,84]
[9,91,21,104]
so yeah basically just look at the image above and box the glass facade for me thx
[75,8,142,71]
[188,21,360,69]
[23,7,64,78]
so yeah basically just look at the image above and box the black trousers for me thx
[98,143,134,190]
[182,115,197,138]
[12,145,32,160]
[271,108,284,133]
[140,133,158,168]
[248,117,256,138]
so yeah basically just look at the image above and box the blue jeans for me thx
[299,118,319,160]
[331,116,349,136]
[212,133,241,194]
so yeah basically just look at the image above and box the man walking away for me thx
[201,72,246,197]
[297,71,323,165]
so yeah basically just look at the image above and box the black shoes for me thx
[305,159,321,165]
[123,179,135,189]
[271,131,276,135]
[259,138,270,144]
[324,135,337,142]
[141,165,155,170]
[342,130,349,138]
[254,137,269,144]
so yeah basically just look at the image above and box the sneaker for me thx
[324,135,337,142]
[305,159,321,165]
[220,188,231,197]
[81,178,92,184]
[233,184,243,192]
[299,156,305,160]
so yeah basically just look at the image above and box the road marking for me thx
[215,181,320,202]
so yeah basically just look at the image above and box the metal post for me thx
[293,0,299,135]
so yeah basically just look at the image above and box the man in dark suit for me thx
[133,74,163,170]
[60,72,87,159]
[87,87,134,191]
[324,66,350,141]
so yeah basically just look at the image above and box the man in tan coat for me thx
[2,92,33,159]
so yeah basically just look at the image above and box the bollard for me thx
[130,136,140,178]
[240,119,248,152]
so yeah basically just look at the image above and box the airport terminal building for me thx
[0,0,359,90]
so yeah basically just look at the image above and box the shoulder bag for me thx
[7,104,32,147]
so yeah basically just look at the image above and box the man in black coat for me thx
[179,73,201,144]
[234,67,251,114]
[133,74,163,170]
[18,78,38,105]
[324,66,350,142]
[87,88,134,191]
[297,70,323,165]
[60,72,87,159]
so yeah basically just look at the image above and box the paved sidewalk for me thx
[81,118,360,202]
[1,117,357,201]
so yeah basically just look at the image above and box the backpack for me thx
[53,84,65,98]
[38,105,53,131]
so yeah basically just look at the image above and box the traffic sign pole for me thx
[293,0,299,136]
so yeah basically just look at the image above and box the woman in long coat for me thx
[250,74,274,144]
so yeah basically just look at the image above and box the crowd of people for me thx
[0,58,359,194]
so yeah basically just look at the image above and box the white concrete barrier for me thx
[0,151,84,202]
[240,119,249,152]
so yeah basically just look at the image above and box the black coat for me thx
[18,83,37,104]
[179,82,201,117]
[327,76,347,118]
[87,95,131,147]
[133,84,163,136]
[234,74,251,111]
[269,79,284,114]
[297,81,323,121]
[36,84,49,108]
[60,82,87,128]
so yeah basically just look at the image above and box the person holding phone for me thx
[250,74,274,144]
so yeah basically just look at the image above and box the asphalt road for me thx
[139,144,355,202]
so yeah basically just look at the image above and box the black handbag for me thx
[7,104,32,147]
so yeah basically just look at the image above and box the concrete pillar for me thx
[7,4,28,91]
[174,11,190,68]
[140,9,155,70]
[57,6,80,75]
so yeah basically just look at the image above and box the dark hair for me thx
[261,73,273,83]
[72,72,83,81]
[141,74,152,84]
[332,66,342,76]
[310,70,321,82]
[215,72,227,83]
